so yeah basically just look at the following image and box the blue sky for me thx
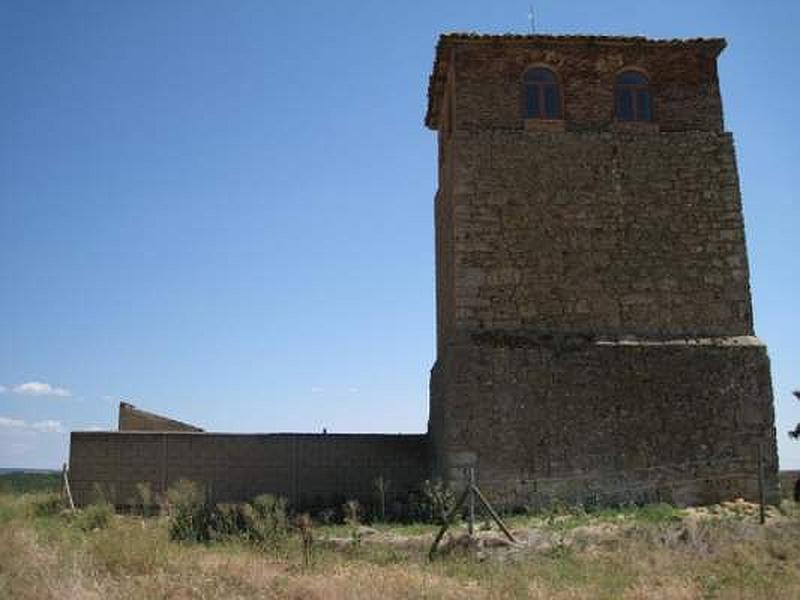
[1,1,798,470]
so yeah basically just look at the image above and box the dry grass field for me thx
[2,476,800,599]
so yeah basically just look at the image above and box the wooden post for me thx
[471,485,516,544]
[375,475,388,522]
[467,467,475,537]
[429,477,519,559]
[62,463,75,511]
[428,485,470,560]
[296,513,313,568]
[160,433,168,500]
[758,442,766,525]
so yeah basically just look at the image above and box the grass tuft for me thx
[74,501,114,531]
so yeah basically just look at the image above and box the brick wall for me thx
[69,432,429,508]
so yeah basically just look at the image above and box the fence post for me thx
[62,462,75,511]
[468,467,475,537]
[161,433,168,500]
[757,442,766,525]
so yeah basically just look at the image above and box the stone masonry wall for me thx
[426,35,778,509]
[445,129,753,339]
[430,336,778,508]
[429,37,724,133]
[69,432,429,508]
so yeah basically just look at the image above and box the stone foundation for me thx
[430,334,778,508]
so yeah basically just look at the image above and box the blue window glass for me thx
[636,89,651,121]
[615,70,652,122]
[526,85,540,117]
[544,86,560,119]
[522,67,562,119]
[616,89,634,121]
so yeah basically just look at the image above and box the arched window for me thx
[522,67,562,120]
[615,71,652,122]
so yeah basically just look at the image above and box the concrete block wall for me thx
[69,432,429,508]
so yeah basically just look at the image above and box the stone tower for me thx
[426,34,778,507]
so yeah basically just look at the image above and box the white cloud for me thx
[0,385,6,393]
[347,387,360,394]
[0,416,26,428]
[12,381,71,398]
[311,386,325,394]
[31,420,64,433]
[0,416,64,434]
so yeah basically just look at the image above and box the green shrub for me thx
[166,479,205,507]
[91,482,116,505]
[316,507,337,525]
[166,480,290,545]
[420,479,457,524]
[167,480,213,542]
[0,472,61,494]
[250,494,289,542]
[208,503,246,540]
[31,493,63,517]
[343,499,363,546]
[343,499,361,526]
[132,482,156,517]
[206,495,290,545]
[634,502,684,524]
[76,502,113,531]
